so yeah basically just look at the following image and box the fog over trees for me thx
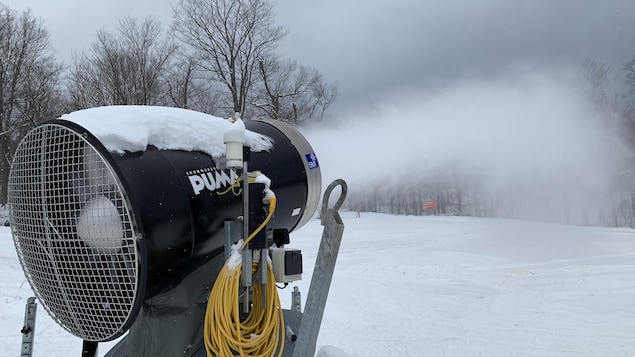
[1,0,635,228]
[314,69,635,228]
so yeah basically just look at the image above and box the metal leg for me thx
[20,297,37,357]
[81,340,98,357]
[293,179,347,357]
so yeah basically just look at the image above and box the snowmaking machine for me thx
[8,106,346,357]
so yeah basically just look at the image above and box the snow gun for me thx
[7,106,346,357]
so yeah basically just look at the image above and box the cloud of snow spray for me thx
[303,67,632,225]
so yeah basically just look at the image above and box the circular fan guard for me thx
[8,123,141,341]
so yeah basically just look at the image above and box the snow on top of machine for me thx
[60,105,273,159]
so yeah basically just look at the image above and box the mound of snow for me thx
[316,345,350,357]
[60,106,273,158]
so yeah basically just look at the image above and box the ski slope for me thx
[1,212,635,356]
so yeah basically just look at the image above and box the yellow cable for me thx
[204,196,285,357]
[242,195,276,248]
[216,170,267,197]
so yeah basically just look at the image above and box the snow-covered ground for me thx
[1,211,635,356]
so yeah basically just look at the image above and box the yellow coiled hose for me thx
[204,196,285,357]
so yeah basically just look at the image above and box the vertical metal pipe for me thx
[224,220,233,261]
[242,152,251,313]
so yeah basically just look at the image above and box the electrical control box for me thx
[271,249,303,283]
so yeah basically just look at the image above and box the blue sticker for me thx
[305,153,319,169]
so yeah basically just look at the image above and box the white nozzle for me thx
[224,119,246,169]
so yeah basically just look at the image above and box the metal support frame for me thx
[293,179,347,357]
[81,341,98,357]
[20,297,37,357]
[291,287,302,312]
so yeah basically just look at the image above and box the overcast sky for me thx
[2,0,635,112]
[2,0,633,221]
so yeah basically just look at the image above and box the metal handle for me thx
[321,179,347,226]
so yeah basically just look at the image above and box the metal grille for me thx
[8,123,140,342]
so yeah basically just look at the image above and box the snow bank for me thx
[317,345,351,357]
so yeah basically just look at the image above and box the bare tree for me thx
[172,0,288,117]
[166,53,198,109]
[577,58,635,145]
[0,5,62,203]
[14,53,65,134]
[68,16,177,108]
[621,57,635,122]
[253,58,339,124]
[165,52,226,114]
[579,58,618,112]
